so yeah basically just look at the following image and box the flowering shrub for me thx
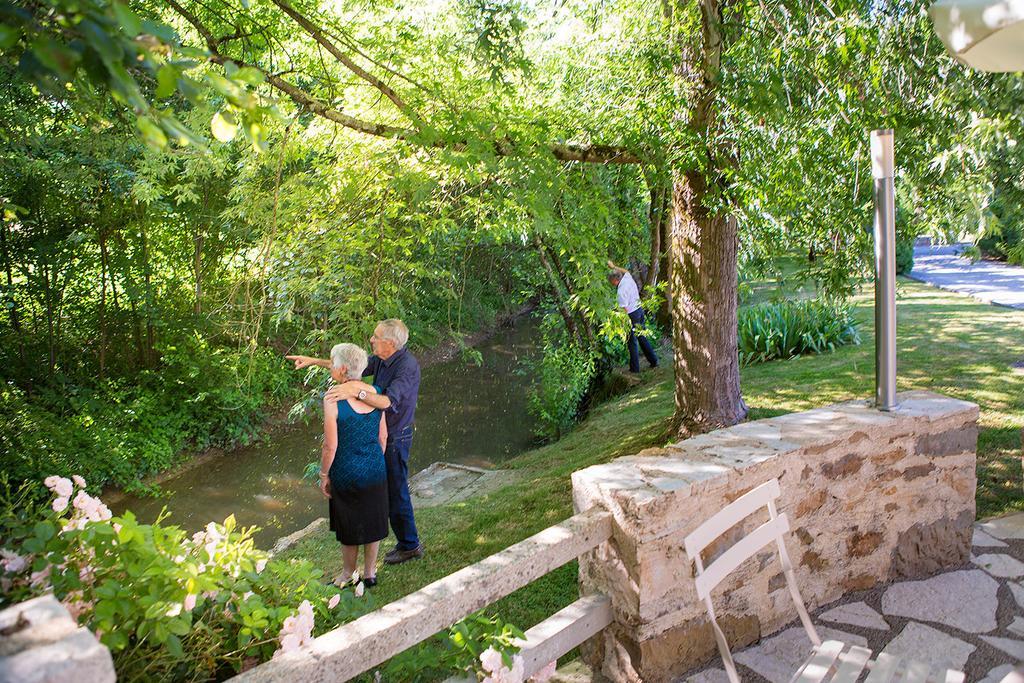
[0,476,372,682]
[380,612,556,682]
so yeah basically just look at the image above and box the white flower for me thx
[78,564,95,583]
[272,599,315,659]
[255,558,267,573]
[46,476,73,498]
[72,475,87,488]
[183,594,197,612]
[29,564,51,588]
[354,581,365,598]
[480,647,504,674]
[0,550,27,574]
[481,651,525,683]
[530,661,557,682]
[52,497,69,513]
[166,603,183,617]
[328,594,340,609]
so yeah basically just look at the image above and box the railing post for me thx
[871,129,897,411]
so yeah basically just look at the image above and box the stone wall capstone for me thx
[571,390,978,682]
[0,594,115,683]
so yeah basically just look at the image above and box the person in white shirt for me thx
[607,261,659,373]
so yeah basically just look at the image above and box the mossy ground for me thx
[283,277,1024,645]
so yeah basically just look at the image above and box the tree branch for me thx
[163,0,644,164]
[267,0,420,123]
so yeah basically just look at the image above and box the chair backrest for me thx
[683,479,820,683]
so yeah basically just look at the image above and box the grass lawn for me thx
[283,277,1024,660]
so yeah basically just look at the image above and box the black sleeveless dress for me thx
[327,400,389,545]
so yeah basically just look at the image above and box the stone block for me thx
[573,391,978,683]
[0,595,115,683]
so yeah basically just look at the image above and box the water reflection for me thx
[113,317,540,546]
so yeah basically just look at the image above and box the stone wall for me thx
[0,594,115,683]
[571,391,978,682]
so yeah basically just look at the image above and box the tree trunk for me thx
[139,221,156,365]
[194,188,209,316]
[642,167,670,292]
[0,215,25,367]
[542,240,595,347]
[99,231,109,379]
[667,0,747,435]
[533,235,582,346]
[194,230,204,316]
[669,176,747,435]
[42,261,56,375]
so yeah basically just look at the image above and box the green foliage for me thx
[978,219,1023,263]
[896,237,915,276]
[737,299,861,366]
[527,338,598,442]
[380,612,525,682]
[0,0,275,151]
[0,476,372,682]
[0,342,292,493]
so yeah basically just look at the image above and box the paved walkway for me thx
[908,245,1024,310]
[679,514,1024,683]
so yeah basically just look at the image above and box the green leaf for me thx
[34,520,55,542]
[0,24,19,50]
[111,3,143,38]
[136,116,168,149]
[232,67,264,86]
[247,121,267,153]
[78,19,123,66]
[167,618,190,636]
[211,111,238,142]
[156,64,178,99]
[95,600,116,621]
[166,633,184,658]
[29,37,81,81]
[140,20,176,44]
[104,629,129,650]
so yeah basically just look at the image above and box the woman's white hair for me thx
[376,318,409,350]
[330,343,369,379]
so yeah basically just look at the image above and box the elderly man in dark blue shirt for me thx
[287,319,423,565]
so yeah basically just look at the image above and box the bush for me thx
[978,215,1022,262]
[738,299,861,366]
[527,342,597,442]
[1,338,294,495]
[0,475,371,682]
[896,236,914,275]
[381,613,528,682]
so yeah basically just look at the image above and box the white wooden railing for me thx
[232,506,614,682]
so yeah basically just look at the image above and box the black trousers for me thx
[627,308,659,373]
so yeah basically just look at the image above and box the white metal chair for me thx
[683,479,966,683]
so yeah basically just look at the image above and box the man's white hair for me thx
[376,318,409,350]
[330,343,369,379]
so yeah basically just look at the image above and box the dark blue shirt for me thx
[363,347,420,439]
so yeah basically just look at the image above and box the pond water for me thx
[113,317,541,546]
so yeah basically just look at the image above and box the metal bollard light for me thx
[871,129,897,411]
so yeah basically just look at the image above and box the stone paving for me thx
[908,244,1024,310]
[678,513,1024,682]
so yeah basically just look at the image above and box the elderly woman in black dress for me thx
[318,343,388,588]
